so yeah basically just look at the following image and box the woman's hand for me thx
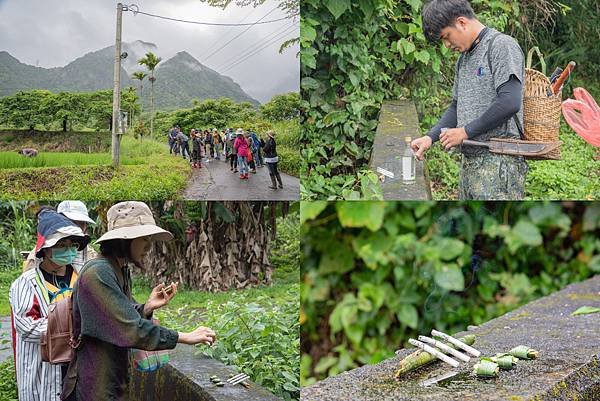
[178,326,217,346]
[143,282,178,317]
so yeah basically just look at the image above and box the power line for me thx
[202,6,279,63]
[221,23,298,74]
[125,4,294,26]
[214,20,293,71]
[202,7,258,56]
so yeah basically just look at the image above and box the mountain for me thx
[0,41,259,109]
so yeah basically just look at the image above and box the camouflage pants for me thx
[459,153,528,200]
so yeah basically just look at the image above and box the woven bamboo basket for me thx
[523,47,562,160]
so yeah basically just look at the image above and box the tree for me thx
[126,201,291,291]
[131,71,147,124]
[260,92,300,121]
[138,52,162,137]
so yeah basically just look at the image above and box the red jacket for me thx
[233,137,249,157]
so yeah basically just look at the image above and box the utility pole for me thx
[111,3,124,167]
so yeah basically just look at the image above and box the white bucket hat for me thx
[57,201,95,224]
[96,201,173,243]
[236,128,244,135]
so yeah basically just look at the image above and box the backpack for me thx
[457,32,524,138]
[40,296,80,364]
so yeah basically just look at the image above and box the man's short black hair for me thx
[422,0,476,42]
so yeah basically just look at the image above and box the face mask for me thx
[49,246,78,266]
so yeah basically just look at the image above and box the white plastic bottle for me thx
[402,137,416,184]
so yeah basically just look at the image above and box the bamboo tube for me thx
[473,359,499,378]
[509,345,539,360]
[408,339,460,368]
[395,334,476,378]
[418,335,471,362]
[432,329,481,357]
[491,353,518,370]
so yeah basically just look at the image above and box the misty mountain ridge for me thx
[0,41,259,109]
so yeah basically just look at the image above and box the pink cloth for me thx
[562,87,600,147]
[233,137,249,157]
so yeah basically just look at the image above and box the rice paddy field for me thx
[0,135,191,199]
[0,152,145,168]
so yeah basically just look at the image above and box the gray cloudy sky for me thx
[0,0,299,103]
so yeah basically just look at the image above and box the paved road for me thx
[0,316,12,363]
[183,157,300,200]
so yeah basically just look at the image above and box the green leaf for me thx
[589,255,600,272]
[301,77,320,90]
[300,201,329,223]
[319,242,354,274]
[336,202,386,231]
[301,23,317,43]
[414,50,430,65]
[571,306,600,316]
[358,283,386,311]
[325,0,351,19]
[396,304,418,329]
[506,220,542,254]
[434,264,464,291]
[323,110,348,126]
[437,237,465,261]
[358,0,375,19]
[398,38,416,55]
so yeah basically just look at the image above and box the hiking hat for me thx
[96,201,173,243]
[35,209,90,257]
[267,130,275,138]
[57,201,95,224]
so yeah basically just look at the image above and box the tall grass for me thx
[0,152,144,169]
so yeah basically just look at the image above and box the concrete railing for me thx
[368,99,432,200]
[302,275,600,401]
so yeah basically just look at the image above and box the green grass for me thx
[0,136,191,200]
[0,269,20,315]
[0,152,145,169]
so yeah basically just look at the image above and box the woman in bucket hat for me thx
[62,201,216,401]
[24,201,97,273]
[9,208,90,401]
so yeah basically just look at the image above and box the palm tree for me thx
[132,71,147,102]
[138,52,161,137]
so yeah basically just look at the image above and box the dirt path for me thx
[182,157,300,200]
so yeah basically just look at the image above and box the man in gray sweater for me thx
[411,0,528,200]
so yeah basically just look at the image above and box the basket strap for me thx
[526,47,547,75]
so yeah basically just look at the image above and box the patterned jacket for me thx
[9,260,78,401]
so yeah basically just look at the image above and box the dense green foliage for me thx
[0,130,111,153]
[0,136,190,200]
[0,89,139,131]
[260,93,301,121]
[300,201,600,385]
[300,0,600,199]
[0,358,17,401]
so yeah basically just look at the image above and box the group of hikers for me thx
[10,200,216,401]
[167,126,284,190]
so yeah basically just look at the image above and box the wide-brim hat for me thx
[57,200,95,224]
[96,201,173,243]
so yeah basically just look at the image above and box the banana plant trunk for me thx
[134,202,278,292]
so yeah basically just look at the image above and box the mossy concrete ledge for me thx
[129,344,280,401]
[368,99,432,200]
[302,275,600,401]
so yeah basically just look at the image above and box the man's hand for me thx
[411,136,433,161]
[440,127,468,151]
